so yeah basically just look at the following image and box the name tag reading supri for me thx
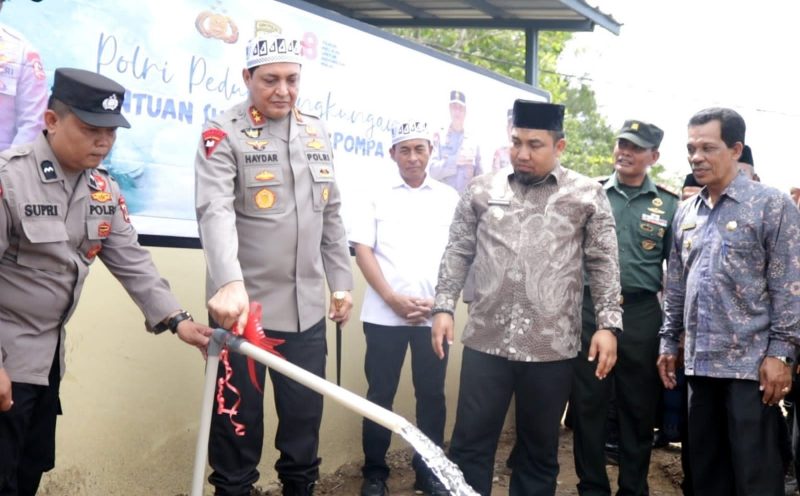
[488,198,511,206]
[641,213,667,227]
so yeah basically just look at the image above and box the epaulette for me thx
[0,147,31,165]
[656,183,680,197]
[294,107,321,122]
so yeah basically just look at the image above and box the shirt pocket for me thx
[17,219,71,272]
[242,166,286,216]
[309,164,335,212]
[719,238,765,293]
[637,222,664,256]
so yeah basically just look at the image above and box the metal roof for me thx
[300,0,621,34]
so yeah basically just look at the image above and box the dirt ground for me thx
[249,427,685,495]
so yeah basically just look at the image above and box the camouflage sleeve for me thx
[583,184,623,332]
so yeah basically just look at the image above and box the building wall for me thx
[36,246,470,496]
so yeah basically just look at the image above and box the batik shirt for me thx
[434,164,623,362]
[660,173,800,380]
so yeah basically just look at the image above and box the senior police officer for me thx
[571,120,678,496]
[0,0,48,151]
[0,68,212,495]
[195,33,353,496]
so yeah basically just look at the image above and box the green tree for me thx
[388,27,678,189]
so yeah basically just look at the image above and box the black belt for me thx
[619,290,657,305]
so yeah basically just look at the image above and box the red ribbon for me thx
[215,301,285,436]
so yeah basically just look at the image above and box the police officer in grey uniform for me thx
[428,90,482,194]
[0,67,212,495]
[195,33,353,496]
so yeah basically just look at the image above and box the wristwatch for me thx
[774,356,794,367]
[167,311,193,334]
[149,310,193,335]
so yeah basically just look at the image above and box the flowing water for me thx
[398,422,480,496]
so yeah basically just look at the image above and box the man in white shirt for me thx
[350,120,459,496]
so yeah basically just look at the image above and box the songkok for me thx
[391,120,430,146]
[52,68,130,128]
[246,33,303,69]
[739,145,754,167]
[450,90,466,106]
[617,119,664,149]
[512,99,564,131]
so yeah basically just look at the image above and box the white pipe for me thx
[230,337,411,434]
[190,330,413,496]
[190,336,223,496]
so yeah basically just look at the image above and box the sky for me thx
[558,0,800,191]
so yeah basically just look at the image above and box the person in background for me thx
[0,0,47,151]
[571,119,678,496]
[428,90,482,194]
[350,120,458,496]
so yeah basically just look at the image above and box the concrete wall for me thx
[36,246,469,496]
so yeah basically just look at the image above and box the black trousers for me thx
[686,376,783,496]
[361,322,448,480]
[0,346,60,496]
[449,347,573,496]
[208,319,326,496]
[571,291,662,496]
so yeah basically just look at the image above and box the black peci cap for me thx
[739,145,754,167]
[512,99,564,131]
[51,68,130,128]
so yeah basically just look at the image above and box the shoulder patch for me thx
[202,128,227,158]
[656,183,680,198]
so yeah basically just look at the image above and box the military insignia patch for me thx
[640,223,654,232]
[241,127,262,139]
[322,186,329,202]
[642,239,656,251]
[91,191,112,203]
[648,207,666,215]
[254,188,276,209]
[249,106,265,125]
[91,173,108,191]
[255,170,275,181]
[98,222,112,238]
[40,160,57,180]
[202,128,227,158]
[247,140,269,151]
[306,125,318,136]
[652,197,663,207]
[28,52,46,81]
[684,238,693,250]
[118,195,131,223]
[726,221,738,231]
[306,139,324,150]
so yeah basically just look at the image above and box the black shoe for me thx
[414,473,449,496]
[361,477,388,496]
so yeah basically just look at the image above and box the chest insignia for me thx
[648,207,665,215]
[255,170,276,181]
[40,160,57,180]
[652,197,663,207]
[726,220,738,231]
[306,138,324,150]
[91,191,112,203]
[641,239,656,251]
[254,188,276,209]
[321,186,329,203]
[246,139,269,151]
[241,127,262,139]
[98,222,112,238]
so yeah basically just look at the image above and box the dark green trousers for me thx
[571,290,662,496]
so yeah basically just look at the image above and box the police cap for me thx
[52,68,130,128]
